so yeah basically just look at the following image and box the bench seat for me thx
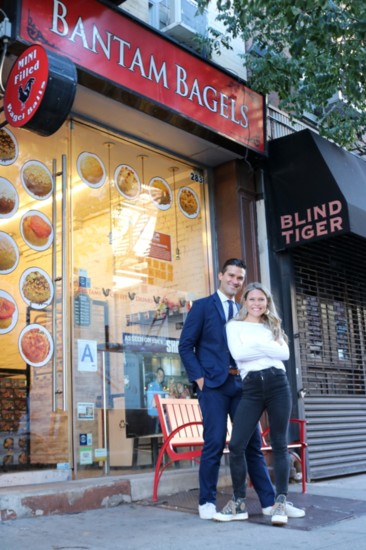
[153,395,307,501]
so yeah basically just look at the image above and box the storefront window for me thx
[0,124,69,473]
[70,121,210,475]
[0,116,211,479]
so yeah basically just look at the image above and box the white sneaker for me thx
[262,501,305,518]
[198,502,216,520]
[286,502,306,518]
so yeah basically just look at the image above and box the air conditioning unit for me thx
[107,0,127,5]
[159,0,208,47]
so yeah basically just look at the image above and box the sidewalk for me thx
[2,472,366,550]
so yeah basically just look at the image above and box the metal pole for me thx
[52,158,57,412]
[102,351,109,474]
[61,154,68,411]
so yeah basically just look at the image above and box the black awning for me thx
[268,129,366,250]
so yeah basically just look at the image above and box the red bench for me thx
[153,395,307,501]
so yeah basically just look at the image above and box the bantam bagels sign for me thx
[4,44,77,136]
[17,0,265,153]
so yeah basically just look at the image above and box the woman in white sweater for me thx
[214,282,294,526]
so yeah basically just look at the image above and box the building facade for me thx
[265,129,366,480]
[1,0,366,491]
[0,0,268,487]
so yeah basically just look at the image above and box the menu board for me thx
[0,127,55,367]
[74,293,91,327]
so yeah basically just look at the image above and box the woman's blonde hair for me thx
[234,282,288,343]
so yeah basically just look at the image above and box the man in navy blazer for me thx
[179,258,276,520]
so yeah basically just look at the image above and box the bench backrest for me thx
[153,395,307,496]
[155,395,232,448]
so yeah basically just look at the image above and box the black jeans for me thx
[197,375,275,507]
[229,367,292,499]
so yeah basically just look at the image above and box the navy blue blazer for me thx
[178,292,239,388]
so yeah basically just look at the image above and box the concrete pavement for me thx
[2,473,366,550]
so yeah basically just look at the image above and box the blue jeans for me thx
[197,375,275,507]
[229,367,292,499]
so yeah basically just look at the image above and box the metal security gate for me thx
[292,234,366,480]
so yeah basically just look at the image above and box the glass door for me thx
[69,120,211,477]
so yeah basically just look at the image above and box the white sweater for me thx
[226,320,289,380]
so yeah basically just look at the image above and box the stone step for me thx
[0,469,203,521]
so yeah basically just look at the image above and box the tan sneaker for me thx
[213,498,248,522]
[262,501,305,518]
[271,495,288,526]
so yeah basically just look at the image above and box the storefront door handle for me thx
[52,158,57,413]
